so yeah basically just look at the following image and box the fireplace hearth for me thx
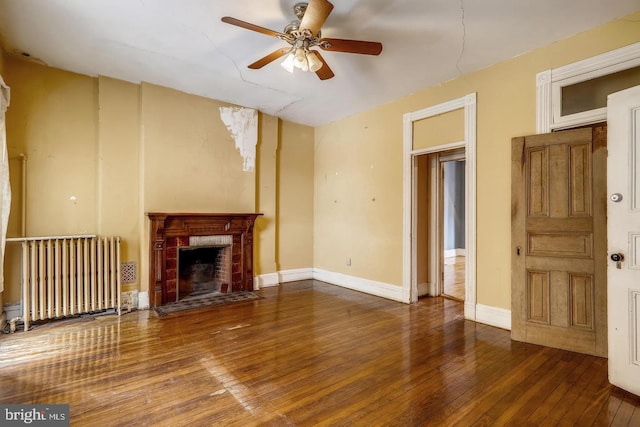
[148,213,262,307]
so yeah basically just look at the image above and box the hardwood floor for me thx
[1,280,639,426]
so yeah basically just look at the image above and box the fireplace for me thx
[178,239,231,299]
[148,213,262,307]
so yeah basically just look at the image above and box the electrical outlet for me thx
[346,257,351,266]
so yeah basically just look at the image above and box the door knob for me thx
[610,193,623,202]
[610,253,624,262]
[611,253,624,269]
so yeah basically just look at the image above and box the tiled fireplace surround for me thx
[147,213,262,307]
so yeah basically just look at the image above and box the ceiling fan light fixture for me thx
[293,47,307,68]
[281,52,295,73]
[221,0,382,81]
[307,51,323,72]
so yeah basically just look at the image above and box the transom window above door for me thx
[537,42,640,133]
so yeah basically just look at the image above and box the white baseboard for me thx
[254,273,279,289]
[254,269,314,289]
[138,291,149,310]
[464,301,476,321]
[444,248,466,258]
[417,282,430,297]
[4,303,21,321]
[312,268,404,302]
[258,268,404,303]
[417,282,439,297]
[279,268,313,283]
[475,303,511,330]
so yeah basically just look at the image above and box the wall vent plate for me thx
[121,262,137,284]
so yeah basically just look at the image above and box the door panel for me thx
[607,85,640,396]
[512,127,607,357]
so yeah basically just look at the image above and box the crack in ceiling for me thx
[456,0,466,76]
[0,0,636,126]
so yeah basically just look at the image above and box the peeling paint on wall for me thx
[219,107,257,172]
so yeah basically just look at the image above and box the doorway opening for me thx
[403,93,476,319]
[415,149,466,301]
[440,151,466,301]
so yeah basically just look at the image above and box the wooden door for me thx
[607,86,640,395]
[511,126,607,357]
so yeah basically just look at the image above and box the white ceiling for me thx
[0,0,638,127]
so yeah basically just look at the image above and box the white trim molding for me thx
[444,249,467,258]
[3,302,20,320]
[403,93,477,321]
[475,304,511,330]
[255,268,403,301]
[537,42,640,133]
[417,281,433,297]
[536,70,553,134]
[279,268,314,283]
[137,291,150,310]
[313,269,404,302]
[254,273,280,289]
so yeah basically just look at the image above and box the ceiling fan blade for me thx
[320,38,383,55]
[248,48,292,69]
[312,51,335,80]
[221,16,284,38]
[299,0,334,37]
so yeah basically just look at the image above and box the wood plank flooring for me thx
[1,280,639,426]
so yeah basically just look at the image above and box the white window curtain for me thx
[0,76,11,293]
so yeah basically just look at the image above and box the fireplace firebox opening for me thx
[177,245,232,300]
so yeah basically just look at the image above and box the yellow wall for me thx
[1,57,313,303]
[6,59,98,236]
[141,83,256,214]
[314,110,403,285]
[97,77,141,290]
[413,108,465,150]
[314,13,640,310]
[278,121,314,270]
[255,113,278,276]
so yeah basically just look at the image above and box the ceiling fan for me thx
[221,0,383,80]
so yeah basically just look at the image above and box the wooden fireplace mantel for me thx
[147,212,262,307]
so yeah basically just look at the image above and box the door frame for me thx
[402,93,477,320]
[438,149,466,299]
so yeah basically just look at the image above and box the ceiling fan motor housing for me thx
[284,20,300,34]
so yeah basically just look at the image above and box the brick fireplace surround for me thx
[147,213,262,307]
